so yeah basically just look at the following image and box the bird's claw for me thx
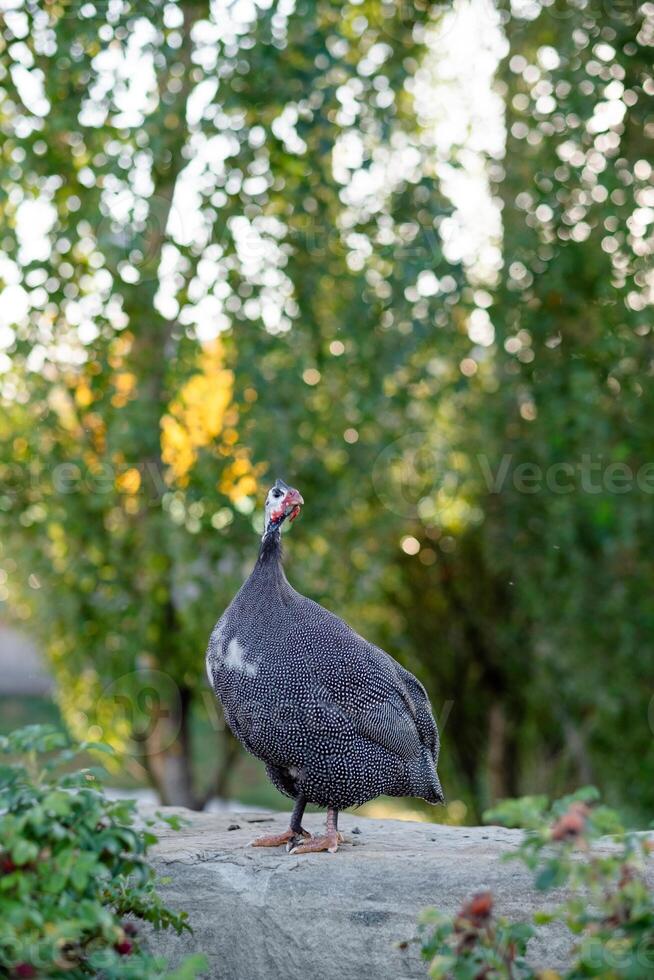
[250,826,311,849]
[285,830,312,852]
[289,831,341,855]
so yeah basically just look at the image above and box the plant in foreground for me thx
[417,788,654,979]
[0,725,207,978]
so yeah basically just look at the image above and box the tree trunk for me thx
[142,686,198,809]
[212,729,241,802]
[487,701,508,803]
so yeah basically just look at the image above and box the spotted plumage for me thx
[206,479,443,852]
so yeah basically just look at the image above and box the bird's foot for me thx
[250,827,311,848]
[289,830,343,855]
[285,831,312,852]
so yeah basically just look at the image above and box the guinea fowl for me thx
[206,479,444,854]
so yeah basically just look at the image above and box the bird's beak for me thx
[284,487,304,522]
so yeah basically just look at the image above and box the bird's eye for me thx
[272,489,282,498]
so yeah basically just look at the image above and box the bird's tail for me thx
[425,773,445,805]
[416,747,445,804]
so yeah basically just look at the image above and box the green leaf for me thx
[483,795,549,829]
[0,725,198,976]
[42,790,73,817]
[166,954,210,979]
[80,741,116,757]
[535,862,568,891]
[11,839,39,865]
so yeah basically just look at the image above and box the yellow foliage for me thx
[161,339,259,497]
[357,796,468,826]
[358,799,431,823]
[116,467,141,494]
[124,495,140,515]
[48,386,81,435]
[75,380,93,408]
[229,458,252,478]
[219,466,258,500]
[108,331,134,369]
[84,412,106,453]
[114,372,136,397]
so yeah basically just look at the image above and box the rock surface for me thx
[146,808,595,979]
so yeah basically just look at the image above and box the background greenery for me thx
[419,788,654,978]
[0,0,652,823]
[0,724,207,978]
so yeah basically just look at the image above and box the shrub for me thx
[0,725,207,978]
[417,788,654,979]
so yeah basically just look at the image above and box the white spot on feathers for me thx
[213,622,225,658]
[205,622,225,686]
[224,636,257,677]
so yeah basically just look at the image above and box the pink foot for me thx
[289,830,343,855]
[250,827,311,848]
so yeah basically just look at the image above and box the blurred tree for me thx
[485,0,654,817]
[0,0,464,807]
[1,0,652,821]
[390,0,654,819]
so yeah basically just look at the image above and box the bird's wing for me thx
[391,661,440,760]
[295,598,435,762]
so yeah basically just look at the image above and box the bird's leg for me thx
[250,795,311,848]
[289,807,342,855]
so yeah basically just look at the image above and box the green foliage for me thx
[0,0,653,824]
[475,0,654,819]
[0,0,461,809]
[418,896,534,980]
[386,0,654,821]
[0,725,207,979]
[418,790,654,978]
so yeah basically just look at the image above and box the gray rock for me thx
[145,808,643,980]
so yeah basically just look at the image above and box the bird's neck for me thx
[246,528,293,604]
[257,526,283,564]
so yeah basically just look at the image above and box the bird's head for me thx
[263,479,304,535]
